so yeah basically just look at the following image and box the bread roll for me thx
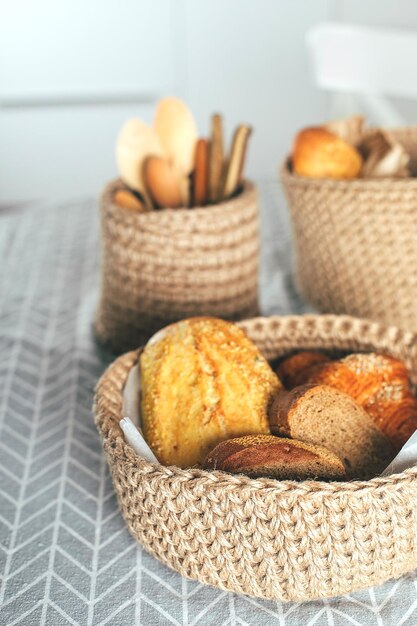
[292,127,362,179]
[140,317,280,468]
[305,353,417,451]
[203,434,346,480]
[275,351,330,389]
[381,397,417,451]
[269,384,393,479]
[359,130,410,178]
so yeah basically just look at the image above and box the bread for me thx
[305,353,417,451]
[269,384,393,479]
[275,351,330,389]
[359,130,410,178]
[380,397,417,451]
[140,317,280,468]
[203,434,346,481]
[292,127,363,179]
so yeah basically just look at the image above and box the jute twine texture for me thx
[95,180,260,353]
[94,314,417,602]
[281,127,417,332]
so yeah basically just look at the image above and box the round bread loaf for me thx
[269,384,394,479]
[140,317,281,467]
[203,434,346,481]
[292,127,363,179]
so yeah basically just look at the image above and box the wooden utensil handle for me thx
[223,125,252,199]
[208,114,224,203]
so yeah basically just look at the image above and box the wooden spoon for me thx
[143,156,182,208]
[113,189,147,212]
[116,118,163,210]
[153,97,198,205]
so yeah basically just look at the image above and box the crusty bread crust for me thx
[292,127,363,179]
[203,434,346,480]
[269,384,318,435]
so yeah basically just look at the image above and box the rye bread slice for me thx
[269,384,394,480]
[203,434,346,481]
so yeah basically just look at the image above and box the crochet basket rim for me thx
[103,177,256,221]
[94,313,417,494]
[281,123,417,190]
[280,157,417,190]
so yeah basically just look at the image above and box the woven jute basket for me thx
[281,126,417,332]
[94,314,417,602]
[95,179,260,353]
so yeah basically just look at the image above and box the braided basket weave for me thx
[94,314,417,602]
[95,179,260,353]
[281,127,417,332]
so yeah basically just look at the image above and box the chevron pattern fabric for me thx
[1,184,417,625]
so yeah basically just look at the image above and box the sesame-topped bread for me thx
[269,384,394,480]
[305,353,417,451]
[140,317,281,468]
[203,434,346,481]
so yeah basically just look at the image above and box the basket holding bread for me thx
[131,316,417,481]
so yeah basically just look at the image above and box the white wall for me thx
[183,0,329,182]
[0,0,330,202]
[1,0,417,203]
[0,0,176,203]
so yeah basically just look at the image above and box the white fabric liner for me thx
[121,364,158,463]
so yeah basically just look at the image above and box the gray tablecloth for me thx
[1,182,416,625]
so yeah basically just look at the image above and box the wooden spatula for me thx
[223,125,252,199]
[208,114,224,203]
[193,138,209,206]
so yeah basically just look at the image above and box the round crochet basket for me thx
[281,126,417,332]
[94,314,417,602]
[95,179,260,353]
